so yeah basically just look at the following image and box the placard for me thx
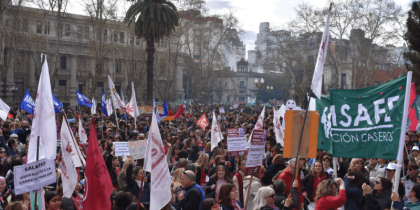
[244,130,266,176]
[227,128,247,156]
[128,140,148,159]
[219,107,225,113]
[113,142,130,156]
[233,101,239,109]
[14,158,56,195]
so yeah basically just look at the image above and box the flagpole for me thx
[114,106,119,129]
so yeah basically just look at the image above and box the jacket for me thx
[117,171,128,192]
[274,187,300,209]
[275,167,304,208]
[220,200,242,210]
[366,164,385,188]
[262,164,286,186]
[105,154,118,186]
[301,173,330,202]
[392,200,420,210]
[315,189,346,210]
[363,189,392,210]
[205,177,233,199]
[125,164,150,202]
[178,183,203,210]
[243,176,262,210]
[344,177,364,210]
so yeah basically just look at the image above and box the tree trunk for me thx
[146,36,155,105]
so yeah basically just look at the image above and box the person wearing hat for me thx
[386,163,406,200]
[402,163,419,205]
[411,146,419,162]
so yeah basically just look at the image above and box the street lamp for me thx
[10,86,18,104]
[254,78,264,107]
[267,85,273,104]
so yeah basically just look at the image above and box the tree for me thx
[124,0,179,105]
[404,1,420,93]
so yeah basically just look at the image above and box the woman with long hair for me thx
[218,183,242,210]
[117,158,131,192]
[243,165,267,210]
[264,142,272,159]
[233,157,246,205]
[348,158,370,184]
[262,154,286,186]
[206,165,232,199]
[44,191,61,210]
[125,158,149,203]
[196,153,210,185]
[252,186,276,210]
[322,155,334,176]
[302,161,330,209]
[210,148,223,166]
[362,177,393,210]
[314,178,346,210]
[208,155,231,177]
[201,198,220,210]
[344,171,364,210]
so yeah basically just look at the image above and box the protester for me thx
[273,179,300,209]
[362,178,393,210]
[178,170,205,210]
[232,157,246,205]
[253,186,277,210]
[314,178,346,210]
[344,171,364,210]
[366,158,385,188]
[262,154,286,186]
[243,165,266,210]
[302,161,330,209]
[202,198,219,210]
[392,184,420,210]
[206,165,232,199]
[402,163,419,205]
[274,158,304,209]
[218,183,242,210]
[45,191,62,210]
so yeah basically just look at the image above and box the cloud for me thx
[206,1,232,10]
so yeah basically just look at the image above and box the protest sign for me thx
[128,140,148,159]
[113,142,130,156]
[219,107,225,113]
[244,130,266,176]
[233,101,239,109]
[227,128,247,156]
[14,158,56,195]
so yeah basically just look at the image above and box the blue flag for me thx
[19,89,35,114]
[76,90,92,107]
[52,93,63,113]
[102,87,108,117]
[157,99,169,122]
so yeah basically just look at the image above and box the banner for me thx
[219,107,225,113]
[14,158,56,195]
[113,142,130,156]
[227,128,247,156]
[19,89,35,115]
[101,86,108,117]
[128,140,148,159]
[247,97,256,105]
[233,101,239,109]
[0,99,10,121]
[244,130,266,176]
[211,111,222,151]
[138,106,163,115]
[319,75,409,159]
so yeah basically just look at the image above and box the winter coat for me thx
[315,189,346,210]
[243,176,262,210]
[344,177,364,210]
[274,167,304,207]
[392,200,420,210]
[301,173,330,202]
[274,187,300,209]
[363,189,392,210]
[262,164,286,186]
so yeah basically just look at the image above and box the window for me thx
[84,27,89,39]
[120,32,124,43]
[103,29,107,41]
[60,56,67,69]
[130,34,133,44]
[115,61,121,72]
[115,82,121,94]
[36,21,42,33]
[341,74,346,89]
[15,78,24,100]
[136,37,139,45]
[218,95,222,102]
[240,81,244,87]
[114,32,117,42]
[59,80,67,101]
[77,26,82,38]
[64,24,70,36]
[44,22,50,34]
[78,81,85,94]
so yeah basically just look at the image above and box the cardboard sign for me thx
[113,142,130,156]
[219,107,225,113]
[128,140,148,159]
[244,130,266,176]
[14,158,56,195]
[227,128,247,156]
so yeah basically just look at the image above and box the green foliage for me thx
[124,0,180,40]
[404,1,420,93]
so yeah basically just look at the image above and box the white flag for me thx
[107,98,113,115]
[60,116,79,198]
[273,107,284,146]
[211,111,221,151]
[78,119,88,144]
[144,110,172,210]
[91,96,96,115]
[0,99,10,121]
[28,56,57,163]
[126,82,139,118]
[311,8,331,99]
[248,106,266,148]
[108,75,127,112]
[61,117,85,168]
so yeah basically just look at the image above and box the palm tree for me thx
[124,0,179,105]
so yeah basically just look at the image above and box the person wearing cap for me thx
[177,130,182,138]
[402,163,419,205]
[411,146,419,161]
[386,163,406,199]
[366,158,385,188]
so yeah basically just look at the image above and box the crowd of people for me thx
[0,104,419,210]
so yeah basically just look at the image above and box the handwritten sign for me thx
[227,128,247,156]
[128,140,148,159]
[244,130,266,176]
[14,158,56,195]
[113,142,130,156]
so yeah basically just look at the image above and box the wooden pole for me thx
[136,170,146,210]
[243,175,253,210]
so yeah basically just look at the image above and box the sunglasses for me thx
[0,151,5,154]
[408,168,414,171]
[375,180,380,184]
[183,171,193,181]
[266,194,275,198]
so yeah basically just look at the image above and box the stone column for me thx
[69,55,77,107]
[173,55,184,99]
[6,55,15,104]
[28,53,36,92]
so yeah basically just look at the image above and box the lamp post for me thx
[254,78,264,107]
[267,86,273,105]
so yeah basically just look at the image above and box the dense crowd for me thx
[0,104,419,210]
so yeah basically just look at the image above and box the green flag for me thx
[319,75,408,159]
[316,95,332,154]
[178,98,183,105]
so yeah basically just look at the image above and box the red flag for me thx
[409,83,418,131]
[83,118,113,210]
[7,113,13,119]
[174,102,184,119]
[196,113,209,131]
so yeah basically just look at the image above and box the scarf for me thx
[135,180,143,188]
[231,199,241,210]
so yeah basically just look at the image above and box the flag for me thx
[413,95,420,132]
[19,89,35,115]
[76,90,93,108]
[91,96,96,115]
[106,98,113,116]
[273,107,284,146]
[28,56,57,163]
[254,106,266,130]
[0,99,10,121]
[211,111,221,151]
[408,83,418,131]
[143,110,172,210]
[233,101,239,109]
[52,93,63,113]
[174,102,184,119]
[177,97,183,105]
[247,96,256,105]
[108,75,127,112]
[61,115,85,167]
[60,115,80,198]
[196,113,209,132]
[317,73,411,160]
[158,99,169,122]
[101,87,108,117]
[121,89,125,104]
[79,119,88,144]
[311,6,331,99]
[83,117,113,210]
[125,82,139,119]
